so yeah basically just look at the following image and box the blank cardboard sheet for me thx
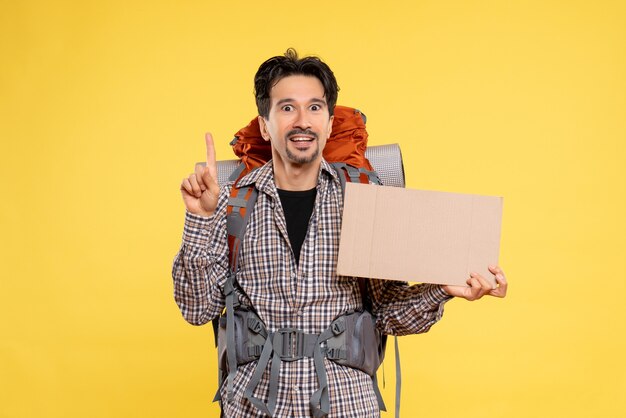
[337,183,503,287]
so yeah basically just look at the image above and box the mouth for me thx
[287,129,318,143]
[287,130,318,150]
[289,135,316,143]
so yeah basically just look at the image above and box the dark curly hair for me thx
[254,48,339,119]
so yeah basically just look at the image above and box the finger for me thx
[188,173,202,197]
[496,272,508,287]
[205,132,218,181]
[490,274,508,298]
[195,163,208,191]
[470,273,492,299]
[488,265,505,277]
[488,265,508,297]
[181,178,194,196]
[201,165,220,197]
[199,181,219,213]
[466,277,482,300]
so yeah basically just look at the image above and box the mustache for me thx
[286,129,318,139]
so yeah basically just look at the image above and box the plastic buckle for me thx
[248,317,263,334]
[274,328,304,361]
[326,348,344,360]
[247,345,262,357]
[331,319,345,335]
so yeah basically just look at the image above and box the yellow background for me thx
[1,0,625,417]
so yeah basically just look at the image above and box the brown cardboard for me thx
[336,183,503,287]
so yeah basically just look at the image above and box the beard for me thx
[284,129,320,165]
[286,141,320,164]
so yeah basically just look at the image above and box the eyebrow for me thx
[275,98,327,107]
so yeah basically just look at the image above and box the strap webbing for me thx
[310,327,335,417]
[395,336,401,418]
[224,275,238,400]
[372,372,386,411]
[244,330,322,416]
[243,336,275,415]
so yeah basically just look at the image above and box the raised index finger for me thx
[205,132,218,181]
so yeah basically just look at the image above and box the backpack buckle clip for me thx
[274,328,304,361]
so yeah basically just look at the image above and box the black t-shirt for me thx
[277,187,317,265]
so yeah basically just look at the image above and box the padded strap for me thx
[224,273,238,400]
[227,163,246,183]
[358,278,373,314]
[226,185,258,268]
[330,162,382,189]
[224,184,258,400]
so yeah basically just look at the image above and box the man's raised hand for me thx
[180,133,220,217]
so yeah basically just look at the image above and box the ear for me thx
[258,116,271,142]
[326,115,334,138]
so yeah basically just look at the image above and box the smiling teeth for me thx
[291,136,312,141]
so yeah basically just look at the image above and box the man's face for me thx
[259,75,333,168]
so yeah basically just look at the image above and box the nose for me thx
[293,109,312,130]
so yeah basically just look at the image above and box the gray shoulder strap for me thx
[223,183,259,400]
[330,162,382,188]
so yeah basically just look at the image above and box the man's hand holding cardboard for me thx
[442,265,508,300]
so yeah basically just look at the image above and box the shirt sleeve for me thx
[368,279,453,336]
[171,187,230,325]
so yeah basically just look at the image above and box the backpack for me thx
[213,106,401,417]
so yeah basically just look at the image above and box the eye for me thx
[281,104,294,111]
[310,104,322,111]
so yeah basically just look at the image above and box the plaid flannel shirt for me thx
[172,159,451,417]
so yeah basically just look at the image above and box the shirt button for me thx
[293,385,300,392]
[296,310,304,317]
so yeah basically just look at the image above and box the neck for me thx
[272,158,321,191]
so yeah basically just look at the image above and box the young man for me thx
[173,49,507,417]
